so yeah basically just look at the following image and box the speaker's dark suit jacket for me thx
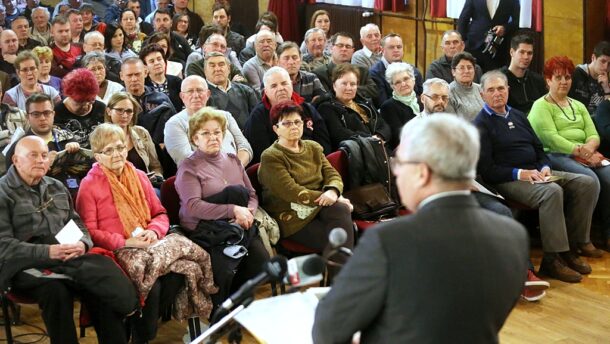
[313,194,528,344]
[457,0,520,51]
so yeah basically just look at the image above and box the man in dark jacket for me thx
[569,40,610,115]
[0,136,139,344]
[152,8,192,66]
[426,30,483,83]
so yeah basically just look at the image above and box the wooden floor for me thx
[3,248,610,343]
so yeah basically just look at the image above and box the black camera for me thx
[482,29,504,59]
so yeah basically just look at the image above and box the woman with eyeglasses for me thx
[317,63,390,150]
[53,68,106,149]
[82,51,125,104]
[76,123,203,344]
[380,62,420,150]
[258,101,354,280]
[528,56,606,255]
[105,92,163,181]
[3,51,61,109]
[446,51,485,121]
[175,107,270,309]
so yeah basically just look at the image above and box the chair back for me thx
[160,176,180,225]
[245,163,262,198]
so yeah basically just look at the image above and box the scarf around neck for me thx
[393,90,420,115]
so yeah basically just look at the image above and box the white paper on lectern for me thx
[55,219,84,244]
[234,292,320,344]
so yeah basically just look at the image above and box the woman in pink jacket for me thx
[76,123,183,344]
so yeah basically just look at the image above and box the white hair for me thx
[385,62,414,84]
[181,75,208,92]
[84,30,103,43]
[399,114,480,181]
[480,70,508,90]
[359,23,379,39]
[32,6,50,17]
[304,28,325,43]
[263,66,290,87]
[422,77,449,95]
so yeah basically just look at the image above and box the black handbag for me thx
[343,182,398,220]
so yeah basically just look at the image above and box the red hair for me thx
[543,56,575,80]
[270,101,303,125]
[62,68,100,102]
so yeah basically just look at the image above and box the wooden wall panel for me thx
[584,0,607,61]
[544,0,584,63]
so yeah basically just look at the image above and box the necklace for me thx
[548,94,576,121]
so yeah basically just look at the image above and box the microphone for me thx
[220,255,287,311]
[328,227,347,248]
[362,11,375,17]
[285,254,325,287]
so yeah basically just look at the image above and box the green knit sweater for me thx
[528,96,599,154]
[258,140,343,237]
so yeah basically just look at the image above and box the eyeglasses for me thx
[111,107,134,116]
[28,110,54,118]
[19,66,37,73]
[423,94,449,102]
[182,88,207,96]
[98,144,127,156]
[334,43,354,49]
[392,76,412,86]
[454,65,474,72]
[277,119,303,128]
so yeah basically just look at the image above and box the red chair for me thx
[160,176,180,225]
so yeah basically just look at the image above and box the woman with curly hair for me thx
[53,68,107,149]
[31,46,62,93]
[104,23,137,62]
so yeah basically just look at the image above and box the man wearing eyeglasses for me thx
[164,75,252,166]
[313,32,377,103]
[0,135,139,344]
[314,114,529,343]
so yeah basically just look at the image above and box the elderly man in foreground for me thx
[0,136,139,344]
[313,114,529,343]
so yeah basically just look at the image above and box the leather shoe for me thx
[561,252,592,275]
[577,242,603,258]
[539,255,582,283]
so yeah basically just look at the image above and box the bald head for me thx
[12,136,50,185]
[14,136,47,157]
[0,29,18,55]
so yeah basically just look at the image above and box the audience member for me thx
[3,51,61,109]
[313,32,378,102]
[172,13,196,50]
[212,2,245,56]
[500,34,546,114]
[446,52,485,120]
[258,101,353,280]
[185,32,244,81]
[104,23,137,62]
[50,15,83,78]
[51,0,82,18]
[30,6,51,45]
[0,30,19,80]
[81,30,122,83]
[301,28,330,71]
[11,16,40,51]
[300,9,331,55]
[104,0,127,25]
[82,51,125,104]
[164,75,252,166]
[140,43,183,111]
[204,51,259,129]
[66,9,84,44]
[120,9,147,53]
[152,8,192,66]
[475,70,598,283]
[174,107,269,307]
[170,0,204,38]
[54,68,106,149]
[127,0,154,35]
[0,81,26,174]
[242,29,277,94]
[144,0,170,24]
[380,62,419,149]
[351,23,382,69]
[570,40,610,115]
[31,46,62,93]
[317,63,390,150]
[370,33,424,106]
[245,67,331,164]
[418,78,450,118]
[277,41,326,103]
[80,4,106,35]
[313,114,528,343]
[426,30,482,83]
[145,32,184,77]
[529,56,606,257]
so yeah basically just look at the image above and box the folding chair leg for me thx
[270,281,277,296]
[188,316,202,341]
[1,294,14,344]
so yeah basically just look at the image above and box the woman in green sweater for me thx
[529,56,606,255]
[258,101,354,276]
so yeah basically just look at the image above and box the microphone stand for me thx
[190,297,254,344]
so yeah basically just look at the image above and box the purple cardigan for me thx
[175,149,258,231]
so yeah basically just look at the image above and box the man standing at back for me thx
[313,114,529,343]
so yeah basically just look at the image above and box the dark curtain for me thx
[268,0,301,42]
[375,0,407,11]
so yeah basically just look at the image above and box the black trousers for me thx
[288,202,355,280]
[131,272,185,344]
[12,272,128,344]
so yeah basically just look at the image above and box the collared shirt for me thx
[418,190,471,210]
[208,79,232,93]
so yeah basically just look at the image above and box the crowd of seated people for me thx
[0,2,609,341]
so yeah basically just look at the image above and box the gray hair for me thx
[422,78,449,95]
[255,29,275,43]
[385,62,414,84]
[441,30,462,45]
[304,28,325,43]
[480,70,508,90]
[359,23,379,39]
[399,114,480,181]
[32,6,49,17]
[263,66,290,87]
[84,30,104,43]
[82,51,106,67]
[181,75,208,92]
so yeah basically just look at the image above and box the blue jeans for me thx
[549,153,609,237]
